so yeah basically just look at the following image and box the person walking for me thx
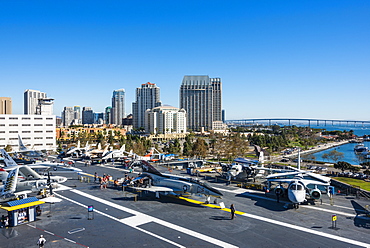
[94,172,98,183]
[37,235,46,248]
[230,204,236,220]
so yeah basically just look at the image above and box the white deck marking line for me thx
[44,231,54,235]
[57,190,237,248]
[322,202,362,211]
[214,186,363,216]
[241,212,370,248]
[64,238,77,243]
[300,205,357,217]
[213,187,370,247]
[55,193,184,248]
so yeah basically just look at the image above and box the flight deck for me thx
[1,160,370,248]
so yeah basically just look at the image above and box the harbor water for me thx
[296,125,370,165]
[309,141,370,165]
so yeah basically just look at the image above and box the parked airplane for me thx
[129,160,223,203]
[84,143,109,159]
[9,135,45,158]
[101,145,126,161]
[0,149,67,199]
[130,147,167,162]
[65,141,90,156]
[266,151,331,209]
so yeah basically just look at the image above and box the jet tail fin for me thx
[0,149,18,167]
[2,167,19,196]
[141,160,162,176]
[18,135,27,151]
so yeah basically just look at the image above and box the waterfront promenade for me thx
[269,140,349,164]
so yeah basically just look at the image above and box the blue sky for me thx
[1,1,369,120]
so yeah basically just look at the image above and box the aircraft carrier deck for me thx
[1,160,370,248]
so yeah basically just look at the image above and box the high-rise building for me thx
[74,106,81,124]
[145,106,186,134]
[105,106,112,124]
[0,97,12,114]
[95,112,104,124]
[132,82,161,129]
[82,107,94,124]
[179,75,222,131]
[24,89,47,115]
[36,98,54,115]
[62,107,75,127]
[111,89,125,126]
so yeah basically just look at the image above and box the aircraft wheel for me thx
[213,198,218,204]
[205,200,209,204]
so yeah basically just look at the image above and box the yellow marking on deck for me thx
[178,196,245,215]
[84,173,244,214]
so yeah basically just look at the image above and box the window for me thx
[9,131,18,133]
[34,144,42,146]
[0,138,5,140]
[9,138,17,140]
[22,131,31,133]
[0,131,5,133]
[0,124,4,126]
[46,124,53,126]
[34,118,42,120]
[0,117,4,119]
[22,117,31,120]
[46,118,53,120]
[9,124,18,126]
[46,130,53,133]
[22,124,31,126]
[23,137,31,140]
[46,137,53,139]
[35,131,43,133]
[35,137,43,139]
[9,117,18,120]
[34,124,42,126]
[46,143,53,146]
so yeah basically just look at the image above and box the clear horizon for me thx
[1,1,369,120]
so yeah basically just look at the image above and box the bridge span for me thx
[226,118,370,127]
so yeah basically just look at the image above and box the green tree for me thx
[191,138,208,158]
[326,150,344,163]
[334,161,352,173]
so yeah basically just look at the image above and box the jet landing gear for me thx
[205,196,211,204]
[293,203,299,209]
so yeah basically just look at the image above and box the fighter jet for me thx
[0,149,67,200]
[129,160,223,203]
[8,135,44,158]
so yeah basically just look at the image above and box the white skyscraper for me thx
[24,89,48,115]
[111,89,125,126]
[132,82,161,129]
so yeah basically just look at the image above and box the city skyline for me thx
[1,1,369,120]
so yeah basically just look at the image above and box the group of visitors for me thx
[99,173,111,190]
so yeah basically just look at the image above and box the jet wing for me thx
[18,165,42,180]
[267,178,297,184]
[130,186,174,192]
[268,178,330,187]
[266,171,302,179]
[305,172,331,183]
[301,179,330,187]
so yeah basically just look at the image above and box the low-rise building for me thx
[145,106,186,134]
[0,114,56,151]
